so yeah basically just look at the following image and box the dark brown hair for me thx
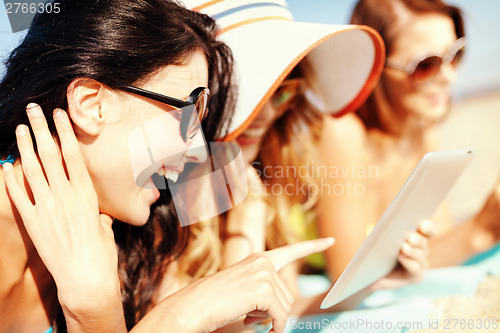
[351,0,465,128]
[0,0,234,330]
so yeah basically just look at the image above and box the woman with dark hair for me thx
[0,0,333,332]
[316,0,500,280]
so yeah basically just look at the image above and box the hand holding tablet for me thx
[321,149,474,308]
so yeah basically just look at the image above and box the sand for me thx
[411,274,500,333]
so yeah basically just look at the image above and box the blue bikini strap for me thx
[0,155,16,166]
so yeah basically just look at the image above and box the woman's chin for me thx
[108,196,156,226]
[422,105,449,125]
[101,184,160,226]
[117,209,151,226]
[409,102,449,127]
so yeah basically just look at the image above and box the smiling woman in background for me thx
[316,0,500,280]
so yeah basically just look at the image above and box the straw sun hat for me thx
[180,0,385,141]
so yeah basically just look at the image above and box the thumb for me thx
[244,311,271,327]
[418,219,437,237]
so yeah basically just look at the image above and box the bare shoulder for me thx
[320,113,368,162]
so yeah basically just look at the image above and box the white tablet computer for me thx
[321,149,474,309]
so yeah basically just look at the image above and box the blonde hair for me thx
[257,88,323,249]
[176,219,223,281]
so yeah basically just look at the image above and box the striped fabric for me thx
[179,0,385,140]
[190,0,293,32]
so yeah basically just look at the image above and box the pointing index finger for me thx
[263,238,335,271]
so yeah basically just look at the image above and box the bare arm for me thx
[429,182,500,267]
[316,115,374,281]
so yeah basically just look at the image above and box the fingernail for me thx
[409,234,420,245]
[322,237,335,245]
[402,243,412,254]
[16,125,28,136]
[419,219,435,236]
[53,108,65,119]
[2,162,12,172]
[26,103,41,116]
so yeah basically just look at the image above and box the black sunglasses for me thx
[120,85,210,142]
[386,37,466,88]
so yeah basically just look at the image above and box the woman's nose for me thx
[184,127,208,163]
[435,62,457,87]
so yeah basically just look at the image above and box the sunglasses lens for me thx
[195,88,210,121]
[185,89,209,140]
[272,89,293,107]
[271,80,301,108]
[411,56,442,83]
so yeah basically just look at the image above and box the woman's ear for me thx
[67,78,106,137]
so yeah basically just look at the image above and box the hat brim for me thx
[218,20,384,142]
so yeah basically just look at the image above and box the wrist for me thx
[132,287,205,333]
[470,219,496,254]
[57,273,122,317]
[60,282,126,333]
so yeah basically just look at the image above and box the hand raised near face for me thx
[2,104,125,332]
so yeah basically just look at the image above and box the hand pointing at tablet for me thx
[132,238,335,333]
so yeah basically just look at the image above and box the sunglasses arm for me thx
[385,58,410,73]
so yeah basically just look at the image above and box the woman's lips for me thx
[237,135,261,146]
[146,164,182,195]
[156,164,182,183]
[237,126,267,146]
[427,93,450,106]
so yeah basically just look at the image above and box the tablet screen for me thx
[321,149,474,308]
